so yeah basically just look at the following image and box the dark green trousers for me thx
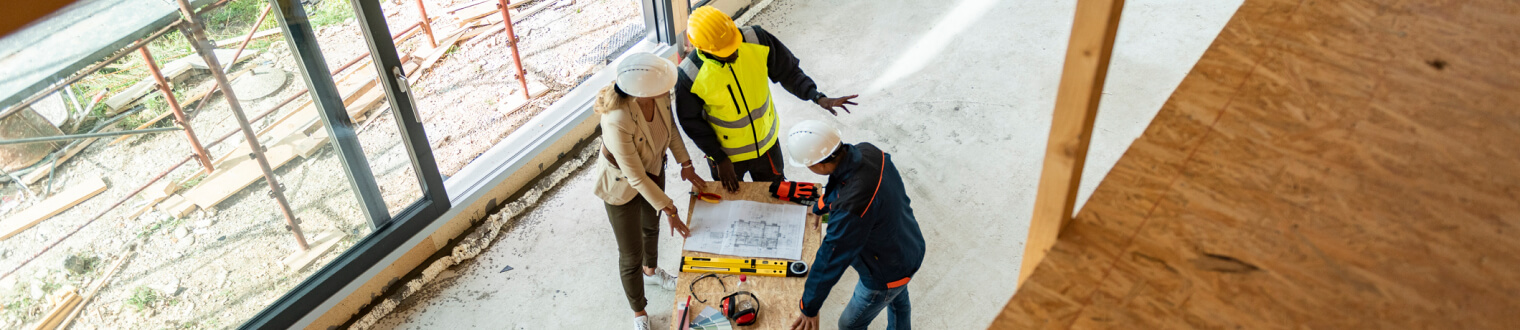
[604,171,665,312]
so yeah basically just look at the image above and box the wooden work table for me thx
[670,181,823,330]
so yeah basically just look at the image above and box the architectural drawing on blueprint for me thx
[685,200,807,260]
[732,220,782,250]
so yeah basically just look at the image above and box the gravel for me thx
[0,0,641,328]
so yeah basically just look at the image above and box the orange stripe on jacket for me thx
[859,152,887,216]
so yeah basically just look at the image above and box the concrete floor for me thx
[372,0,1241,328]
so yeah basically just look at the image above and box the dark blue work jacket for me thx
[798,143,926,317]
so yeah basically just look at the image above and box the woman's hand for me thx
[664,205,691,238]
[680,162,707,193]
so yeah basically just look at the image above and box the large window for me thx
[0,0,677,328]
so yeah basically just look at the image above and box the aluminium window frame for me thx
[240,0,681,328]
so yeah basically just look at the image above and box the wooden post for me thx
[1017,0,1125,285]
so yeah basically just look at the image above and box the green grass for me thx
[203,0,277,41]
[65,0,361,130]
[2,297,38,322]
[126,286,160,311]
[39,279,62,294]
[180,174,206,190]
[116,96,165,129]
[137,216,170,239]
[308,0,356,27]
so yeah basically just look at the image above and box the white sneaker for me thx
[643,268,678,290]
[633,315,652,330]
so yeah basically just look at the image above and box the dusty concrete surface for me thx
[373,0,1241,328]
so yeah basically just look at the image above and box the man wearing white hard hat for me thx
[592,52,708,330]
[784,120,925,330]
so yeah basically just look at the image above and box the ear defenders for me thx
[720,291,760,326]
[690,273,763,325]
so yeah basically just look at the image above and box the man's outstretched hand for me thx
[790,314,819,330]
[816,95,859,115]
[714,159,741,192]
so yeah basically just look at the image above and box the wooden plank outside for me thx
[297,128,330,158]
[156,194,197,218]
[183,132,307,209]
[346,84,387,123]
[280,232,345,270]
[32,289,80,330]
[210,70,379,171]
[1017,0,1126,285]
[669,181,823,330]
[450,5,499,23]
[0,177,107,240]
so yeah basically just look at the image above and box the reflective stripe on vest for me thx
[705,98,770,129]
[721,119,776,156]
[689,27,777,162]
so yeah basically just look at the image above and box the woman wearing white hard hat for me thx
[592,51,706,330]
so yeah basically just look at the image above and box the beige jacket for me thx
[593,85,691,209]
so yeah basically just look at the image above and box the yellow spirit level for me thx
[680,256,809,277]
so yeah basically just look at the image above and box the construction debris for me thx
[0,177,108,240]
[230,67,290,101]
[280,232,345,271]
[102,49,261,113]
[31,287,80,330]
[55,250,135,330]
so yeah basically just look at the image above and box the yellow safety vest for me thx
[687,28,778,162]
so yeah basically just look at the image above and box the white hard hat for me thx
[614,52,677,97]
[785,120,843,166]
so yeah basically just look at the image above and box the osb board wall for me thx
[995,0,1520,328]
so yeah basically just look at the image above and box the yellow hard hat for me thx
[687,6,741,57]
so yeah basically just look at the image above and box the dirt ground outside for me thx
[0,0,643,328]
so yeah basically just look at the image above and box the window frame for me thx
[240,0,681,328]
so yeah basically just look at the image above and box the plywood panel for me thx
[997,0,1520,328]
[670,181,823,330]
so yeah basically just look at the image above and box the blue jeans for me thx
[838,281,910,330]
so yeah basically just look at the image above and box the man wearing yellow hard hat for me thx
[675,6,858,192]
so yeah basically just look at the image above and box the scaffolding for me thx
[0,0,538,280]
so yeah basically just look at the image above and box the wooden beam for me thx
[1017,0,1125,285]
[0,177,108,240]
[33,289,80,330]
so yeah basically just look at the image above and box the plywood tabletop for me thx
[670,181,823,330]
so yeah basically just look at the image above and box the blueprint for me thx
[685,200,807,260]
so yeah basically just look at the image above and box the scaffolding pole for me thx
[497,0,531,100]
[139,47,216,172]
[415,0,437,47]
[0,127,183,146]
[175,0,309,250]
